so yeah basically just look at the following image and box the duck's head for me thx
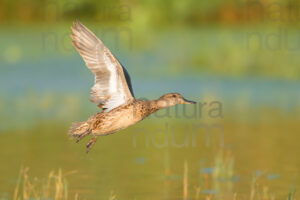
[156,93,196,108]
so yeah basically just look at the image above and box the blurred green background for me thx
[0,0,300,199]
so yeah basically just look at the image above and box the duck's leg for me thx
[75,130,90,143]
[86,136,98,153]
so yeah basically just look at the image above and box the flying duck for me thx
[69,21,196,152]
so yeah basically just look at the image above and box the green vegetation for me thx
[2,0,300,79]
[2,0,300,26]
[0,112,297,199]
[11,149,298,199]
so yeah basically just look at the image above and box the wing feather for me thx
[71,20,134,112]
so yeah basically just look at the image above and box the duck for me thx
[69,21,196,152]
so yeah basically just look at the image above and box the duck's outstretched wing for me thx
[71,21,134,112]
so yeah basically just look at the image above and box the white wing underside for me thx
[71,21,134,112]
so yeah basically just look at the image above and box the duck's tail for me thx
[69,121,91,138]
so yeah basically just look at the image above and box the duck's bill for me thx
[183,98,196,104]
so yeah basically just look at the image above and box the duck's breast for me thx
[92,101,147,135]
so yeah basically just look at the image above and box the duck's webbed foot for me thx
[86,136,98,153]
